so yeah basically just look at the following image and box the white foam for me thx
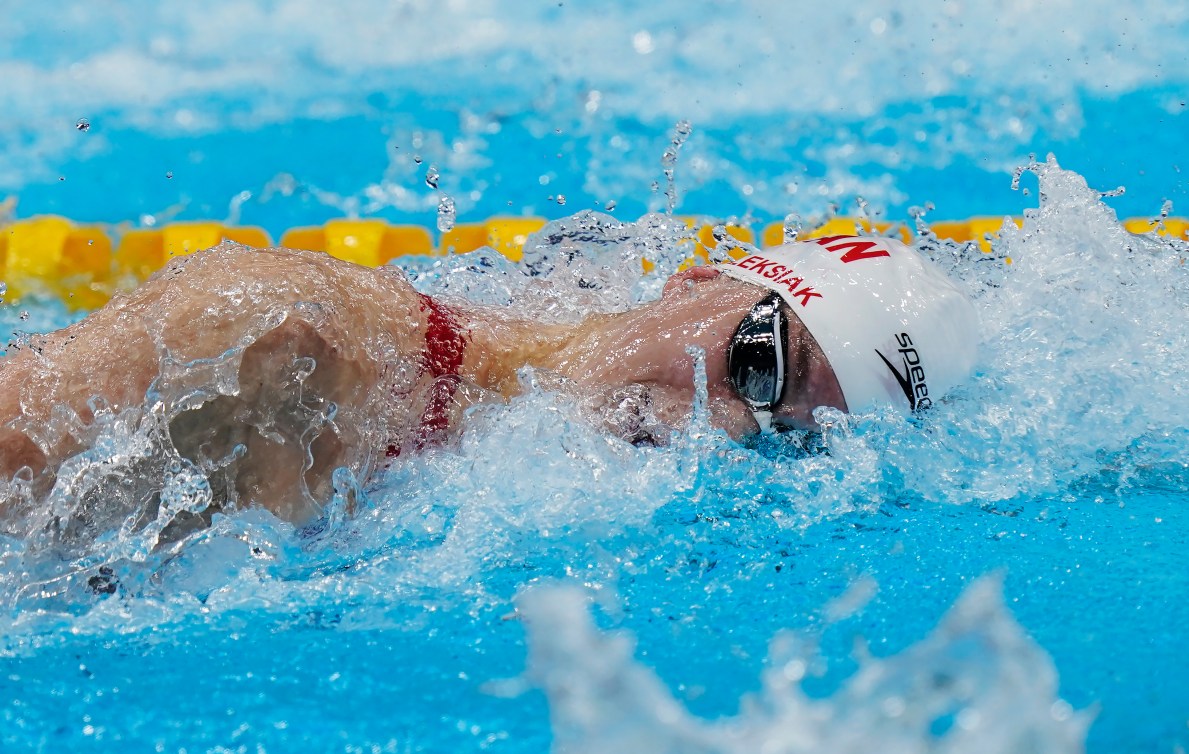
[5,1,1185,121]
[517,575,1090,754]
[4,162,1184,616]
[0,164,1181,754]
[2,0,1186,195]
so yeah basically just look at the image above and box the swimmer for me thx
[0,235,978,528]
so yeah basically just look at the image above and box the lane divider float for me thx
[1,215,1185,309]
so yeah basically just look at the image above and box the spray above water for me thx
[661,120,693,214]
[0,159,1183,751]
[437,194,457,232]
[518,575,1089,754]
[3,159,1185,611]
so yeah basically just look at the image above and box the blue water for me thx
[10,91,1189,236]
[3,2,1189,753]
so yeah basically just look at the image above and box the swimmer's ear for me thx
[662,266,721,298]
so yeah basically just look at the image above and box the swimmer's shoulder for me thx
[144,242,421,304]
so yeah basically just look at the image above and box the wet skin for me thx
[0,244,845,527]
[536,265,846,439]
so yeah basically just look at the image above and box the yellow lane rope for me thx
[2,214,1186,309]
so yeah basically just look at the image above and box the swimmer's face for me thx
[556,267,846,438]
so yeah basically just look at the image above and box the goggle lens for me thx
[728,292,788,416]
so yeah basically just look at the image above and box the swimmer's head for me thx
[718,235,979,418]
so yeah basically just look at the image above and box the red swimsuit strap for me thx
[386,294,470,458]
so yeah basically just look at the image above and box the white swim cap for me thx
[718,235,979,413]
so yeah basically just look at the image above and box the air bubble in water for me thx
[556,194,566,206]
[425,166,440,189]
[19,311,29,321]
[413,155,423,165]
[605,200,617,212]
[0,282,6,303]
[437,195,456,232]
[75,118,90,132]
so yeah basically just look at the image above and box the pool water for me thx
[3,2,1189,753]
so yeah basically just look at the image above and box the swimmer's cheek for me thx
[706,395,763,440]
[614,384,756,441]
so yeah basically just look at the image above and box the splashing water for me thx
[517,575,1089,754]
[406,209,699,320]
[437,193,457,232]
[0,161,1186,751]
[661,120,694,214]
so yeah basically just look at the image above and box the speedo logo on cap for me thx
[875,333,933,411]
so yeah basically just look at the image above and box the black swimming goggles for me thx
[728,291,788,433]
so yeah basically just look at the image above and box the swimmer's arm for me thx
[0,288,170,496]
[0,372,51,484]
[1,245,428,521]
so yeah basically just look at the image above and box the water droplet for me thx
[782,214,802,243]
[75,118,90,132]
[661,120,693,213]
[425,166,440,189]
[1011,165,1026,191]
[437,195,456,233]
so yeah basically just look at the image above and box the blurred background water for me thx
[2,0,1186,231]
[1,2,1187,753]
